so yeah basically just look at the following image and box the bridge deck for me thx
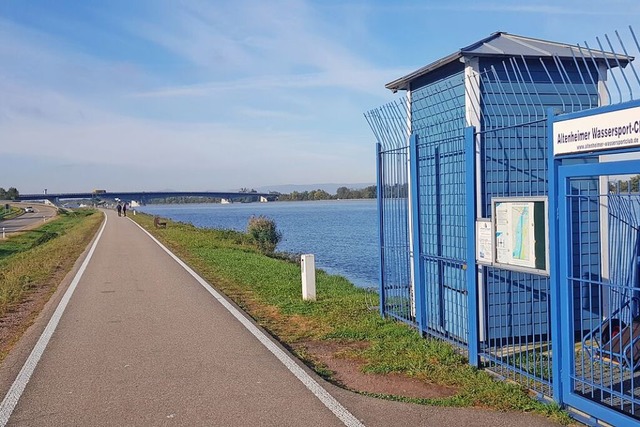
[17,191,274,202]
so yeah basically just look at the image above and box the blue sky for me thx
[2,0,640,193]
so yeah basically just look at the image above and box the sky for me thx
[2,0,640,194]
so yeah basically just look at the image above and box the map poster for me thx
[494,201,536,269]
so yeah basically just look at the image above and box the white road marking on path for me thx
[0,213,108,426]
[131,219,366,427]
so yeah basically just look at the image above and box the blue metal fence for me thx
[367,25,640,426]
[472,52,602,395]
[367,71,470,346]
[379,145,413,324]
[412,72,469,346]
[554,155,640,425]
[367,98,414,325]
[572,185,640,417]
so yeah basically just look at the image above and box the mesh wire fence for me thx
[412,72,469,346]
[365,26,640,409]
[569,181,640,419]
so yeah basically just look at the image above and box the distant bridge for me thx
[16,191,276,204]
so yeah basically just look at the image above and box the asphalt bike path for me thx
[0,209,562,426]
[0,210,354,426]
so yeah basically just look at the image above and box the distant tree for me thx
[0,188,6,200]
[362,185,377,198]
[273,185,377,201]
[609,175,640,193]
[288,191,309,201]
[333,185,377,199]
[312,189,331,200]
[6,187,19,200]
[381,183,408,198]
[336,186,350,199]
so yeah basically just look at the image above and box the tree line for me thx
[0,187,19,200]
[277,186,376,201]
[609,175,640,193]
[152,186,377,203]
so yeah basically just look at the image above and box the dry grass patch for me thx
[0,210,102,360]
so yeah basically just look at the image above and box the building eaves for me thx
[385,31,634,93]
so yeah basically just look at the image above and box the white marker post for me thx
[301,254,316,301]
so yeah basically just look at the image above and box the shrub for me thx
[247,215,282,254]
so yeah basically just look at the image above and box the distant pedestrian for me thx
[116,202,122,217]
[122,202,127,217]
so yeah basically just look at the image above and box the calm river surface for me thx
[137,199,379,288]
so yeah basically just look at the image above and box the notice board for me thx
[492,197,548,275]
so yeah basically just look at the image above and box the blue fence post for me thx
[376,142,385,317]
[410,134,426,332]
[546,108,564,405]
[465,126,480,366]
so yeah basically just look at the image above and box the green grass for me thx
[0,207,22,220]
[131,212,571,424]
[0,209,97,260]
[0,209,102,316]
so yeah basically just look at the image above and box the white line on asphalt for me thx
[0,213,108,427]
[131,219,366,427]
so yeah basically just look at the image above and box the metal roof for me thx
[386,31,634,92]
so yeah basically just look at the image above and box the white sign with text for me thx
[553,105,640,155]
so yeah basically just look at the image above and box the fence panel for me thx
[477,118,554,396]
[379,146,414,324]
[473,51,602,395]
[567,178,640,420]
[411,72,469,346]
[367,99,414,325]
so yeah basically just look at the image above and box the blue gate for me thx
[553,102,640,425]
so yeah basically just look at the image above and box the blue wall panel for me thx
[479,57,600,342]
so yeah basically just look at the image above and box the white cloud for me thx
[0,1,388,193]
[372,1,639,16]
[19,0,640,193]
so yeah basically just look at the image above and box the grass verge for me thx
[131,212,571,424]
[0,209,103,317]
[0,207,22,221]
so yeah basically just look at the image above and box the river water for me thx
[137,199,379,289]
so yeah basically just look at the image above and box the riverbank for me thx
[131,212,571,424]
[137,199,379,289]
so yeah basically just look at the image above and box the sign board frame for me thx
[491,196,549,276]
[552,104,640,156]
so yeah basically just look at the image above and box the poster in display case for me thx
[491,197,549,275]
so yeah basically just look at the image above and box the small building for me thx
[366,31,638,425]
